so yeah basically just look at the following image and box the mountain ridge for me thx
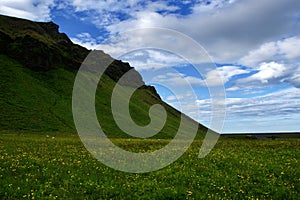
[0,14,206,138]
[0,14,148,88]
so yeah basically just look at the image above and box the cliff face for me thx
[0,14,147,88]
[0,14,204,137]
[0,16,87,71]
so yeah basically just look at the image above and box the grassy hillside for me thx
[0,54,205,138]
[0,55,76,132]
[0,14,206,138]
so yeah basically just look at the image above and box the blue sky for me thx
[1,0,299,133]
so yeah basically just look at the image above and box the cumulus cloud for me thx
[65,0,300,64]
[235,62,300,89]
[0,0,55,21]
[277,36,300,60]
[240,36,300,67]
[239,42,278,67]
[119,49,186,71]
[101,0,300,62]
[205,65,250,86]
[239,62,288,84]
[1,0,299,64]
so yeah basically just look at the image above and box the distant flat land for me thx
[221,132,300,140]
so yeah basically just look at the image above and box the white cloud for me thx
[166,91,194,102]
[195,88,300,132]
[67,0,180,29]
[71,0,134,12]
[59,0,300,65]
[119,49,186,71]
[0,0,55,21]
[277,36,300,60]
[235,62,300,89]
[204,65,249,86]
[152,72,205,87]
[239,42,278,67]
[289,75,300,88]
[1,0,299,65]
[144,1,179,13]
[239,62,288,84]
[166,95,179,101]
[100,0,300,62]
[155,65,249,88]
[226,86,240,92]
[164,91,203,121]
[284,65,300,88]
[192,0,238,13]
[226,88,299,117]
[71,33,99,50]
[240,36,300,67]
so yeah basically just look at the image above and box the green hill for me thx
[0,14,206,138]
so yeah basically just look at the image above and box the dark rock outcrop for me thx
[0,31,12,54]
[37,21,60,36]
[108,60,145,87]
[7,35,53,70]
[0,14,147,88]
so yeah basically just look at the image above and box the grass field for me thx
[1,132,299,199]
[2,15,299,199]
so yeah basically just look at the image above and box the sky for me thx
[1,0,299,133]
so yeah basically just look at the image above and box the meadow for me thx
[1,15,299,199]
[1,132,299,199]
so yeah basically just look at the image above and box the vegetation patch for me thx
[1,133,299,199]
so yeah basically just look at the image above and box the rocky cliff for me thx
[0,14,204,137]
[0,14,150,88]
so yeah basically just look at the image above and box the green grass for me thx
[0,14,206,140]
[0,54,205,138]
[2,14,298,199]
[1,132,299,199]
[0,55,76,132]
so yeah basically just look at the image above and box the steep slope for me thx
[0,14,206,138]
